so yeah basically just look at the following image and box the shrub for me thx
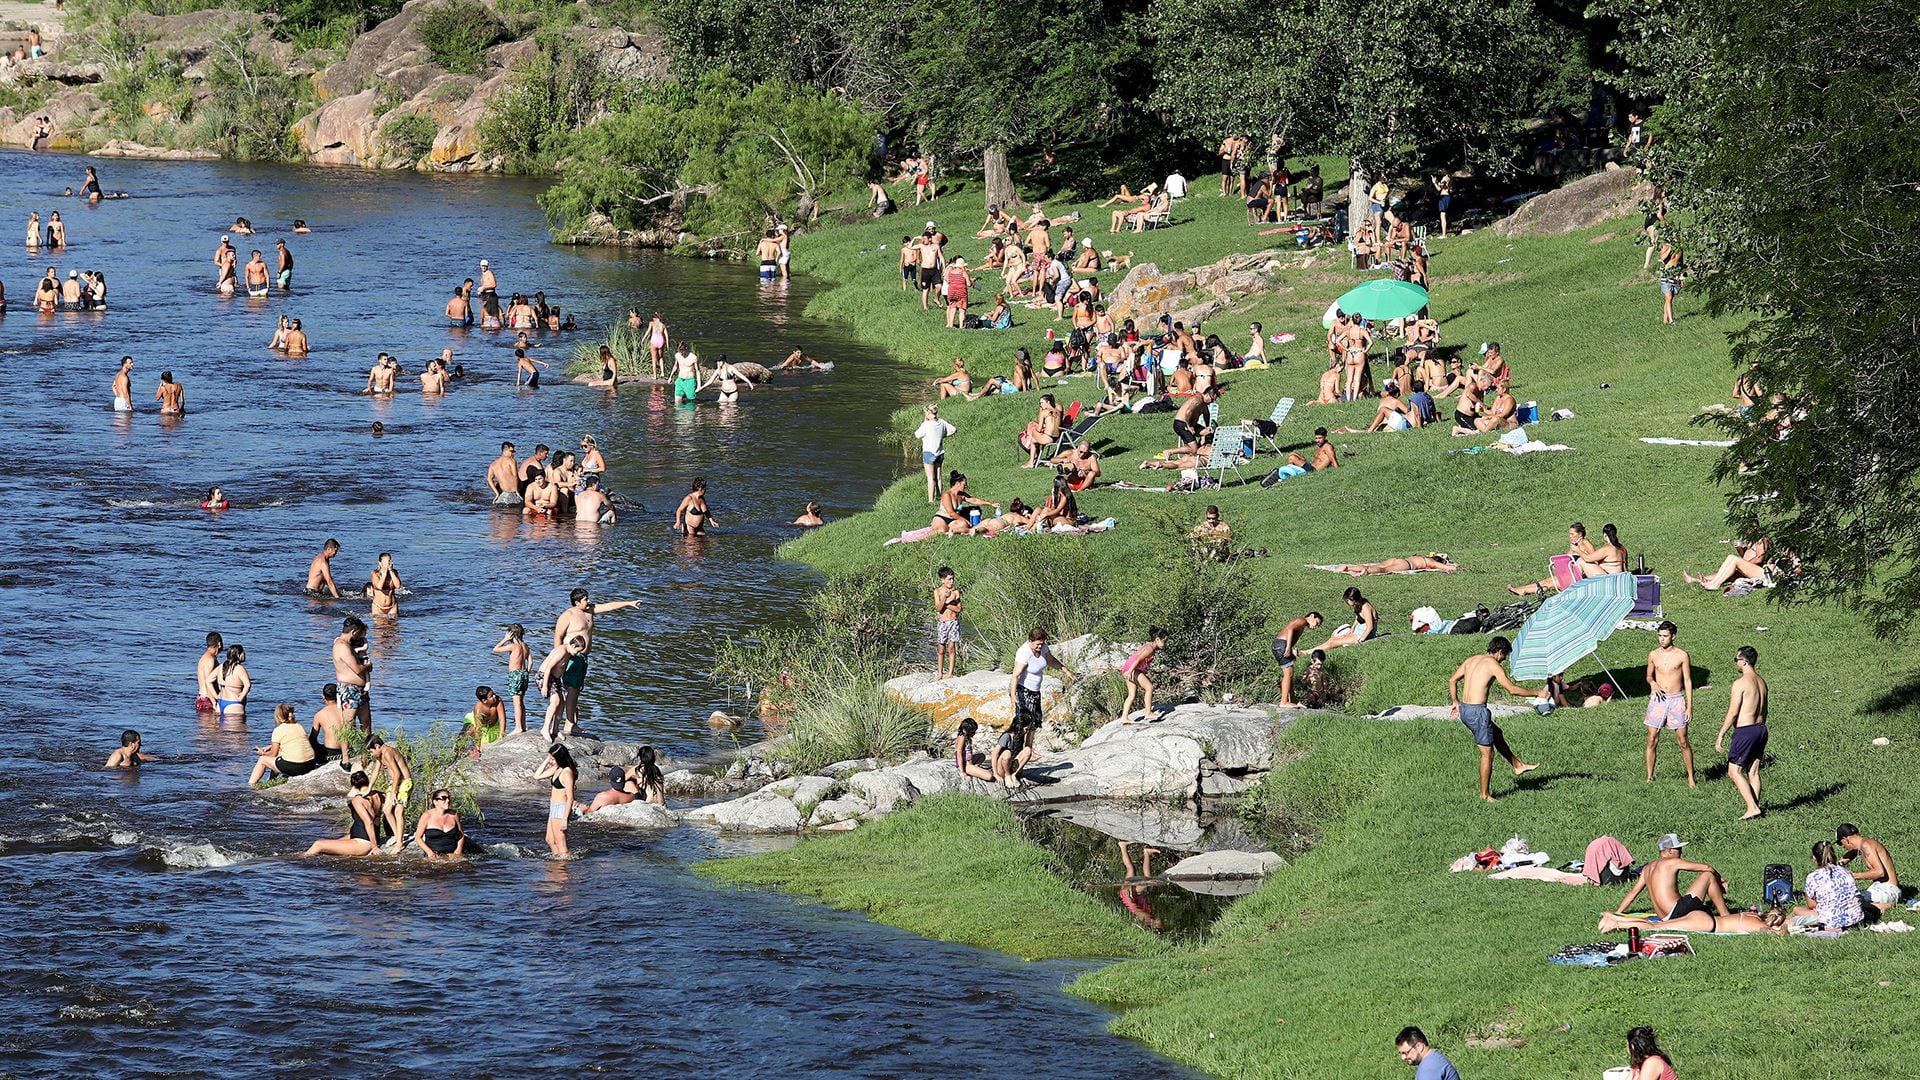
[1107,509,1276,702]
[480,30,617,173]
[192,33,308,161]
[418,0,506,75]
[568,320,647,378]
[779,676,932,775]
[962,535,1109,669]
[382,111,438,162]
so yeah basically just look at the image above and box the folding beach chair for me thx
[1049,402,1105,456]
[1548,554,1585,591]
[1257,397,1296,454]
[1201,425,1249,487]
[1629,575,1663,619]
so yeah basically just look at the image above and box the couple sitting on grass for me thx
[1600,830,1898,936]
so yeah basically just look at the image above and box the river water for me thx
[0,154,1184,1077]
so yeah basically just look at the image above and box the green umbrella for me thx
[1509,574,1638,686]
[1333,279,1430,322]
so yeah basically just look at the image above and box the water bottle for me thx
[1627,926,1641,953]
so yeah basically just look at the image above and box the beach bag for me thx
[1763,864,1795,905]
[962,314,984,329]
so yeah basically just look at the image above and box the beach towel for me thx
[1307,563,1450,575]
[1490,865,1589,885]
[1640,437,1734,448]
[1583,836,1634,885]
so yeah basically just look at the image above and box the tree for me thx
[900,0,1130,209]
[1648,0,1920,636]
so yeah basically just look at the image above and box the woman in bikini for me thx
[1598,907,1786,937]
[1333,554,1459,576]
[212,644,250,718]
[674,478,711,536]
[367,552,403,617]
[1118,626,1169,723]
[1035,477,1078,529]
[1509,523,1598,596]
[531,744,577,858]
[301,771,380,858]
[1317,587,1378,650]
[1582,523,1628,576]
[931,471,997,535]
[701,356,753,403]
[972,498,1032,536]
[578,436,606,481]
[1685,535,1777,591]
[934,356,973,399]
[1019,395,1063,467]
[479,293,503,331]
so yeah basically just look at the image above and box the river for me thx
[0,154,1186,1077]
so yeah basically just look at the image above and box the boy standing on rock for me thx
[933,567,962,679]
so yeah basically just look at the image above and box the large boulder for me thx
[1492,166,1649,237]
[1107,250,1284,324]
[1020,728,1206,803]
[807,794,871,828]
[1044,803,1207,849]
[1078,704,1288,773]
[844,768,920,815]
[261,762,352,799]
[468,730,640,789]
[587,800,680,829]
[0,88,104,149]
[683,789,805,833]
[1052,634,1132,678]
[295,89,382,166]
[313,0,437,99]
[91,139,218,160]
[882,669,1068,733]
[428,69,509,170]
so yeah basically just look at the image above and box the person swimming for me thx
[202,486,228,511]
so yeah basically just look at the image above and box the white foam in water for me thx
[110,830,140,845]
[158,842,249,869]
[483,842,536,858]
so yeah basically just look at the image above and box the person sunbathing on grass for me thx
[1475,385,1520,431]
[1597,907,1787,936]
[1614,835,1733,922]
[1331,554,1458,576]
[1100,183,1152,210]
[973,498,1035,535]
[1362,381,1418,431]
[1684,535,1779,591]
[934,356,973,399]
[931,471,999,535]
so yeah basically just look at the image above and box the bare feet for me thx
[1740,807,1763,820]
[1481,794,1498,803]
[1513,762,1540,777]
[1682,571,1700,584]
[1506,585,1526,596]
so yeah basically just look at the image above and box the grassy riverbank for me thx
[699,793,1164,961]
[715,184,1920,1077]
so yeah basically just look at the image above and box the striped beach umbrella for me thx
[1508,574,1639,681]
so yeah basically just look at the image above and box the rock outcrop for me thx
[1492,166,1648,237]
[1105,250,1287,326]
[882,669,1070,733]
[1164,849,1285,880]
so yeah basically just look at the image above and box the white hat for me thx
[1658,833,1686,851]
[479,259,490,267]
[775,223,788,232]
[925,220,937,229]
[68,270,76,277]
[221,234,230,241]
[1082,238,1093,248]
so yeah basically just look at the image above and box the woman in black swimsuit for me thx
[301,771,380,857]
[673,478,711,536]
[411,788,467,860]
[930,471,998,535]
[578,745,667,815]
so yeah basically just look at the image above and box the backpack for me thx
[1762,863,1794,905]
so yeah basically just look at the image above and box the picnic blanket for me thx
[1640,437,1734,447]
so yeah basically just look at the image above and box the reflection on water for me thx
[0,153,1186,1077]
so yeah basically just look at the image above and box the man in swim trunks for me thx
[1615,833,1731,921]
[772,345,827,372]
[310,683,349,768]
[275,239,292,290]
[306,538,342,598]
[244,249,269,296]
[916,228,943,311]
[575,476,614,524]
[549,587,640,732]
[1272,611,1323,707]
[486,442,523,505]
[364,354,397,395]
[213,236,237,293]
[445,285,472,325]
[465,686,506,748]
[478,259,497,298]
[1642,620,1695,786]
[1713,644,1769,820]
[494,623,532,733]
[672,345,701,403]
[195,630,224,711]
[755,229,781,280]
[111,355,134,412]
[155,370,184,415]
[932,567,962,679]
[333,615,372,733]
[365,733,411,844]
[1446,636,1542,801]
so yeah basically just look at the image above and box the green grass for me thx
[699,793,1166,961]
[729,177,1920,1077]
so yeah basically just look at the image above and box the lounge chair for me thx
[1201,425,1249,487]
[1256,397,1296,454]
[1630,575,1663,619]
[1046,400,1099,456]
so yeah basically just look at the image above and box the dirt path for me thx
[0,0,64,38]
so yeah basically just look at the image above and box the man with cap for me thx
[1614,834,1731,922]
[61,269,82,306]
[478,259,497,299]
[213,235,237,293]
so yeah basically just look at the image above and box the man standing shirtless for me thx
[933,567,962,679]
[1616,834,1731,921]
[486,442,522,505]
[275,239,293,290]
[311,683,349,768]
[1713,644,1768,820]
[1643,620,1695,786]
[111,355,134,413]
[672,345,701,403]
[214,236,237,294]
[306,538,342,598]
[244,250,269,296]
[1446,636,1541,801]
[1272,612,1324,707]
[195,630,225,711]
[333,615,372,734]
[550,588,641,733]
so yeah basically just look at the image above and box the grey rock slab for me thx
[682,790,804,833]
[588,801,680,829]
[1165,849,1285,880]
[1043,802,1207,849]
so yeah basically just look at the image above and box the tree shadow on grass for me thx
[1864,676,1920,716]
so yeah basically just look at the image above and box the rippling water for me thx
[0,154,1183,1077]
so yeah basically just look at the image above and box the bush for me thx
[780,676,932,775]
[480,30,618,174]
[1108,510,1276,702]
[382,111,438,162]
[191,33,309,161]
[418,0,506,75]
[568,320,648,378]
[962,536,1109,669]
